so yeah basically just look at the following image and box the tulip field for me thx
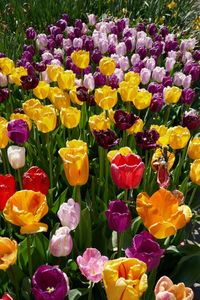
[0,0,200,299]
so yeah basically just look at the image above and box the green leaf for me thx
[68,288,89,300]
[33,233,49,262]
[51,188,68,214]
[74,207,92,251]
[131,216,142,235]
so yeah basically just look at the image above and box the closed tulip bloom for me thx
[57,198,80,230]
[48,87,70,110]
[10,113,32,130]
[111,153,144,189]
[118,80,138,102]
[0,88,9,104]
[105,200,131,232]
[188,137,200,160]
[152,67,166,83]
[0,117,9,149]
[60,107,81,128]
[77,248,108,283]
[36,105,57,133]
[0,72,8,87]
[180,88,196,105]
[136,188,192,239]
[114,109,138,130]
[3,190,48,234]
[0,57,14,75]
[7,119,29,144]
[95,85,118,110]
[33,81,50,99]
[103,257,148,300]
[133,90,152,109]
[83,73,95,90]
[32,265,69,300]
[7,146,25,170]
[46,64,64,81]
[57,70,75,90]
[190,159,200,186]
[127,118,144,134]
[99,57,116,76]
[89,112,110,131]
[0,174,16,211]
[9,66,28,86]
[164,86,182,104]
[182,109,200,131]
[71,50,90,69]
[168,126,190,150]
[69,88,84,106]
[0,237,18,270]
[124,72,140,85]
[22,98,43,121]
[49,227,73,257]
[150,93,164,113]
[93,129,119,149]
[154,276,194,300]
[22,166,50,195]
[140,68,151,85]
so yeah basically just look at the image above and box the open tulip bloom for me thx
[0,9,199,300]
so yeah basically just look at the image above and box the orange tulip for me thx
[0,237,18,270]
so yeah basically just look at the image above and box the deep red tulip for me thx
[0,174,16,211]
[1,294,13,300]
[22,166,50,195]
[111,153,144,189]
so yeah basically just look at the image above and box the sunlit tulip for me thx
[57,70,75,90]
[168,126,190,150]
[133,90,152,110]
[69,87,84,106]
[164,86,182,104]
[127,118,144,134]
[33,81,50,99]
[0,117,9,149]
[22,98,43,121]
[107,147,132,163]
[0,57,14,75]
[60,107,81,128]
[7,146,25,169]
[48,87,70,110]
[118,80,138,102]
[95,85,118,110]
[36,105,57,133]
[71,50,90,69]
[9,67,28,86]
[46,64,64,81]
[150,125,169,146]
[190,159,200,185]
[187,136,200,160]
[89,112,110,131]
[124,72,140,85]
[10,113,32,130]
[0,237,18,270]
[99,57,116,76]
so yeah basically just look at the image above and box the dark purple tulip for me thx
[148,23,157,36]
[182,109,200,131]
[74,27,82,38]
[33,61,47,72]
[93,129,119,149]
[84,37,94,51]
[66,46,74,56]
[111,25,119,36]
[114,109,138,130]
[26,27,37,40]
[83,66,92,75]
[91,49,102,64]
[61,13,70,23]
[183,62,193,75]
[50,26,61,37]
[21,75,39,90]
[150,41,163,57]
[148,82,164,94]
[87,94,96,106]
[71,64,81,75]
[124,38,133,52]
[47,39,56,51]
[135,129,159,150]
[154,34,162,42]
[124,30,132,38]
[130,61,145,73]
[150,93,164,113]
[160,26,169,38]
[65,57,73,70]
[0,52,6,58]
[193,50,200,61]
[94,72,106,87]
[0,88,9,103]
[14,108,24,114]
[165,40,179,52]
[32,265,69,300]
[180,88,196,105]
[108,74,119,89]
[125,231,164,272]
[130,66,141,73]
[136,23,146,32]
[75,19,83,30]
[116,19,126,33]
[76,86,88,102]
[68,32,75,40]
[108,44,116,55]
[55,34,63,47]
[56,19,67,31]
[137,46,147,60]
[25,62,36,77]
[21,51,33,62]
[162,76,173,87]
[23,45,35,56]
[105,200,131,233]
[7,119,29,144]
[189,64,200,82]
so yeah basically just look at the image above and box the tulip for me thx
[36,105,57,133]
[118,80,138,102]
[7,119,29,144]
[49,227,73,257]
[107,147,133,163]
[10,113,32,130]
[0,88,9,104]
[0,57,14,75]
[22,98,43,121]
[180,88,196,105]
[105,200,131,232]
[7,146,25,170]
[135,129,160,150]
[22,166,50,195]
[127,118,144,134]
[154,276,194,300]
[125,231,164,272]
[32,265,69,300]
[0,237,18,270]
[71,50,90,69]
[57,70,75,90]
[99,57,116,76]
[164,86,182,104]
[57,198,80,230]
[148,82,163,94]
[3,190,48,234]
[118,56,129,71]
[190,159,200,186]
[36,33,48,50]
[111,153,144,189]
[83,73,95,90]
[1,294,13,300]
[182,109,200,131]
[33,81,50,99]
[0,174,16,211]
[89,112,110,131]
[9,66,28,86]
[151,148,175,172]
[150,125,169,146]
[93,129,119,149]
[150,93,164,113]
[60,107,81,128]
[0,117,9,149]
[95,85,118,110]
[188,137,200,160]
[152,67,166,83]
[26,27,37,40]
[48,87,70,110]
[21,75,39,90]
[103,257,148,300]
[133,90,152,109]
[69,87,84,106]
[140,68,151,84]
[168,126,190,150]
[136,188,192,239]
[88,14,96,25]
[114,109,138,130]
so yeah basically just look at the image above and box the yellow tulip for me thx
[33,81,50,99]
[0,237,18,270]
[99,57,116,76]
[71,50,90,69]
[48,87,70,110]
[22,98,43,121]
[107,147,132,163]
[127,118,144,134]
[133,90,152,110]
[57,70,76,90]
[136,188,192,239]
[59,139,88,161]
[0,117,9,149]
[3,190,48,234]
[190,159,200,186]
[103,257,148,300]
[151,148,175,171]
[164,86,182,104]
[9,66,28,85]
[89,112,110,132]
[95,85,118,110]
[60,107,81,128]
[0,57,14,75]
[118,80,138,102]
[124,72,140,85]
[168,126,190,150]
[69,87,83,106]
[150,125,169,146]
[188,136,200,160]
[10,113,32,130]
[35,105,57,133]
[47,64,64,81]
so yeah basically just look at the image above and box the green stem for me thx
[46,133,53,189]
[117,232,123,258]
[98,147,104,195]
[105,150,109,203]
[188,186,197,207]
[88,282,94,300]
[143,150,149,191]
[27,235,32,278]
[173,147,187,188]
[124,189,128,202]
[8,266,19,300]
[122,130,128,147]
[164,105,171,125]
[17,168,23,189]
[73,185,81,206]
[1,148,7,173]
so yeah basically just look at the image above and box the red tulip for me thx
[111,153,144,189]
[0,174,16,211]
[1,294,13,300]
[22,166,50,195]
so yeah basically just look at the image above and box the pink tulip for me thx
[165,57,176,72]
[131,53,141,66]
[140,68,151,84]
[119,56,129,71]
[36,34,48,50]
[145,57,156,71]
[182,75,192,88]
[57,198,80,230]
[116,42,126,56]
[99,39,109,54]
[0,72,8,87]
[114,68,124,82]
[49,227,73,257]
[73,38,83,49]
[87,14,96,26]
[83,73,95,90]
[152,67,166,83]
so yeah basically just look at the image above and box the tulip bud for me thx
[140,68,151,85]
[49,227,73,257]
[57,198,80,230]
[7,146,25,169]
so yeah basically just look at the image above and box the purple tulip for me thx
[182,109,200,131]
[33,61,47,72]
[61,13,70,23]
[0,88,9,103]
[114,110,138,130]
[148,82,164,94]
[50,26,61,37]
[193,49,200,61]
[7,119,29,144]
[84,37,94,51]
[105,200,131,233]
[75,19,83,30]
[108,74,119,89]
[74,27,82,38]
[25,62,36,77]
[0,52,6,58]
[56,19,67,31]
[137,46,147,60]
[26,27,37,40]
[162,76,173,87]
[93,129,119,149]
[116,19,126,33]
[111,25,119,36]
[125,231,164,272]
[160,26,169,38]
[108,44,116,55]
[135,129,159,150]
[148,23,157,36]
[150,93,164,113]
[76,86,88,102]
[55,34,63,47]
[21,75,39,90]
[136,23,146,32]
[154,34,162,42]
[23,45,35,56]
[180,88,196,105]
[91,49,102,64]
[93,71,106,87]
[165,40,179,52]
[21,51,33,62]
[32,265,69,300]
